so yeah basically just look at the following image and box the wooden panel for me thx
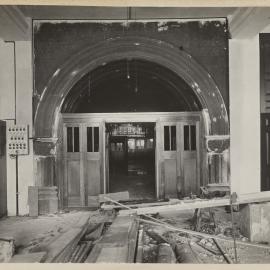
[261,113,270,191]
[183,158,197,195]
[28,186,39,217]
[87,160,100,196]
[67,160,80,205]
[164,159,177,198]
[0,121,7,217]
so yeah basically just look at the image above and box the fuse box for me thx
[7,125,29,155]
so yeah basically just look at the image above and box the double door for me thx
[62,113,201,206]
[63,122,104,206]
[158,120,200,198]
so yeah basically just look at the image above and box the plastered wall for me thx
[0,40,34,216]
[229,36,261,194]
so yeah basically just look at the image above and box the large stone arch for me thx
[34,36,229,140]
[33,36,230,196]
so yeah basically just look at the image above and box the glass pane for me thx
[171,126,176,151]
[94,127,99,152]
[164,126,170,151]
[73,127,80,152]
[67,127,73,152]
[190,125,196,151]
[87,127,93,152]
[184,125,190,151]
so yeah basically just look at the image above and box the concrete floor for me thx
[109,174,156,200]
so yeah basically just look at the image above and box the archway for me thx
[34,36,229,139]
[33,36,229,206]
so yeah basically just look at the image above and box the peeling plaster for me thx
[53,68,60,77]
[202,109,211,135]
[71,70,78,76]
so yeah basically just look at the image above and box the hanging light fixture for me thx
[126,60,130,79]
[134,59,138,93]
[87,72,91,102]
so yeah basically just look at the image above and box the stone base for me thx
[239,202,270,243]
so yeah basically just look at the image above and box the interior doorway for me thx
[107,122,156,200]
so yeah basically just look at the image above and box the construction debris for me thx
[9,252,47,263]
[0,237,15,262]
[98,191,129,204]
[157,243,176,263]
[85,216,139,263]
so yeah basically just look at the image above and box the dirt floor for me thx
[0,209,114,256]
[1,206,270,263]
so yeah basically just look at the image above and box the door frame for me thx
[62,111,202,203]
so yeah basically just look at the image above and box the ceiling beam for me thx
[229,7,270,39]
[0,6,31,41]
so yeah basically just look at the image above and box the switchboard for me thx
[7,125,29,155]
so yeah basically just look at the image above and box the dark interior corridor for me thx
[108,122,156,200]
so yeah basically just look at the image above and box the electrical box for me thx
[7,125,29,155]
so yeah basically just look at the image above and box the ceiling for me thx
[1,6,270,40]
[61,59,202,113]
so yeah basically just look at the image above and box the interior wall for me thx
[16,41,34,215]
[0,41,16,216]
[0,40,33,216]
[229,36,261,194]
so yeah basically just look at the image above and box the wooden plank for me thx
[69,245,81,263]
[95,246,128,263]
[84,223,105,241]
[119,197,231,216]
[85,215,137,263]
[138,218,270,250]
[99,191,129,203]
[157,243,176,263]
[77,241,93,263]
[73,243,87,263]
[119,191,270,216]
[213,238,233,264]
[127,219,139,263]
[45,213,90,262]
[135,228,144,263]
[84,245,102,263]
[9,252,47,263]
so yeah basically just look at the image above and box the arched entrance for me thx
[33,37,229,208]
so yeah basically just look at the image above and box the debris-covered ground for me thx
[0,209,114,259]
[1,205,270,263]
[139,207,270,263]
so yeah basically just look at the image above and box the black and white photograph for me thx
[1,0,270,264]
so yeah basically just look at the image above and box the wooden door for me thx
[63,124,82,207]
[0,121,7,217]
[261,113,270,191]
[160,119,200,199]
[179,121,200,196]
[84,123,103,206]
[160,122,178,198]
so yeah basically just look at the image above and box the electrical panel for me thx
[7,125,29,155]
